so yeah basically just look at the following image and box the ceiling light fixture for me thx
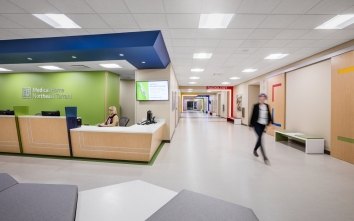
[27,57,32,61]
[99,64,122,69]
[141,61,146,64]
[315,14,354,29]
[0,67,12,72]
[221,82,230,85]
[199,14,234,29]
[189,82,197,84]
[119,54,124,56]
[230,76,240,80]
[242,68,257,73]
[189,76,200,80]
[39,65,64,70]
[193,53,212,59]
[191,68,204,72]
[72,56,77,59]
[264,53,288,60]
[33,14,81,29]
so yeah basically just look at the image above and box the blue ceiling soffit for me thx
[0,30,170,69]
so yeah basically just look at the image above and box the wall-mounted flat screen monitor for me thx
[41,111,60,116]
[136,81,169,101]
[0,110,15,115]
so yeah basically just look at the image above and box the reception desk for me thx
[70,120,165,162]
[18,116,71,156]
[0,116,21,153]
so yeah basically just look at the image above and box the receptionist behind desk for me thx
[99,106,119,127]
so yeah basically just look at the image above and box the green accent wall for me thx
[0,71,120,125]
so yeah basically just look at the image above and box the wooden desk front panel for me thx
[18,117,70,156]
[0,116,20,153]
[71,131,154,161]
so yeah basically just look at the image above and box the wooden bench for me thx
[275,131,324,154]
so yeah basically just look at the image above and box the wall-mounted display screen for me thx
[136,81,169,101]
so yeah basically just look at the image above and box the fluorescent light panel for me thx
[33,14,81,29]
[0,67,12,72]
[265,53,288,60]
[230,76,240,80]
[191,68,204,72]
[99,64,122,69]
[221,82,230,85]
[189,82,197,84]
[193,53,212,59]
[189,76,200,80]
[39,65,63,70]
[242,68,257,73]
[316,14,354,29]
[199,14,234,29]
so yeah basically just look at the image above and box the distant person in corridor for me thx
[250,93,273,164]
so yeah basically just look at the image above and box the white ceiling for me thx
[0,0,354,86]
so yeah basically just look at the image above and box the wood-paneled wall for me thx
[266,73,286,135]
[331,51,354,164]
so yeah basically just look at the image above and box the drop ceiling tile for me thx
[289,15,335,29]
[272,0,321,14]
[31,28,66,37]
[286,39,318,48]
[133,14,168,29]
[172,39,196,47]
[0,0,26,13]
[68,14,109,29]
[258,15,300,29]
[10,0,60,13]
[85,28,115,35]
[196,29,228,39]
[300,30,336,39]
[170,29,197,38]
[124,0,165,13]
[0,15,23,28]
[86,0,129,13]
[3,14,51,28]
[237,0,281,13]
[223,29,254,39]
[48,0,95,13]
[228,14,267,29]
[326,30,354,40]
[275,29,308,39]
[307,0,354,14]
[59,29,89,36]
[0,29,21,39]
[248,29,282,39]
[239,39,268,48]
[166,14,199,28]
[201,0,242,13]
[2,28,37,39]
[172,47,196,54]
[163,0,203,13]
[217,39,244,48]
[101,14,139,28]
[264,39,291,47]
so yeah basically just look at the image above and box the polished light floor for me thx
[1,112,354,221]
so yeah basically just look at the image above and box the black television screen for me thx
[41,111,60,116]
[0,110,15,115]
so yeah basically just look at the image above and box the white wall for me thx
[135,64,178,140]
[119,80,135,126]
[219,91,228,118]
[248,85,260,122]
[286,60,331,149]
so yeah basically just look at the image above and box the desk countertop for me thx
[70,120,166,134]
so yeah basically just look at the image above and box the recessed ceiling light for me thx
[0,67,12,72]
[193,53,212,59]
[230,76,240,80]
[191,68,204,72]
[39,65,63,70]
[189,82,197,84]
[141,61,146,64]
[221,82,230,85]
[27,57,32,61]
[242,68,257,73]
[33,14,81,29]
[189,76,200,80]
[119,54,124,56]
[316,14,354,29]
[264,53,288,60]
[199,14,234,29]
[207,90,212,93]
[99,64,122,69]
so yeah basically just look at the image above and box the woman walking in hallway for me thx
[250,93,273,164]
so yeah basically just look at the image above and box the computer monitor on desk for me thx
[41,111,60,116]
[0,110,15,115]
